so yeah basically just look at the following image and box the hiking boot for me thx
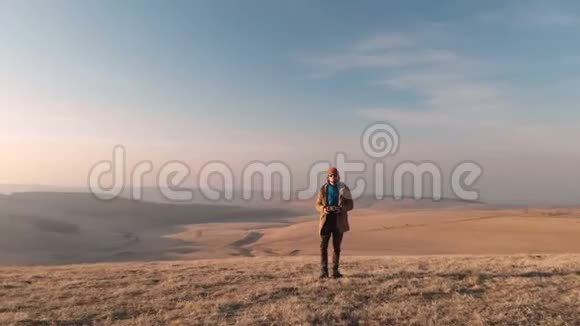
[332,250,341,278]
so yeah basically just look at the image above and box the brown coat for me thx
[315,182,354,235]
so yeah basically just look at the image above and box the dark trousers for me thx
[320,213,343,272]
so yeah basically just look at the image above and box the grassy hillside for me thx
[1,255,579,325]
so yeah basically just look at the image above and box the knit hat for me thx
[327,167,339,176]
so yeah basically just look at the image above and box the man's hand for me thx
[323,206,341,214]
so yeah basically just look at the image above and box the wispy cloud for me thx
[477,3,580,27]
[300,28,462,75]
[378,71,506,113]
[352,33,415,52]
[301,27,580,157]
[304,30,508,127]
[303,49,459,73]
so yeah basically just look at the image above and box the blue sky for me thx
[1,1,579,203]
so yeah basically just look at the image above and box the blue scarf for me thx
[326,183,339,207]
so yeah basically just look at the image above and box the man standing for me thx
[315,167,354,279]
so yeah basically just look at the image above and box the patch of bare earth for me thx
[1,255,579,325]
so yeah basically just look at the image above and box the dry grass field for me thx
[1,255,579,325]
[2,193,580,324]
